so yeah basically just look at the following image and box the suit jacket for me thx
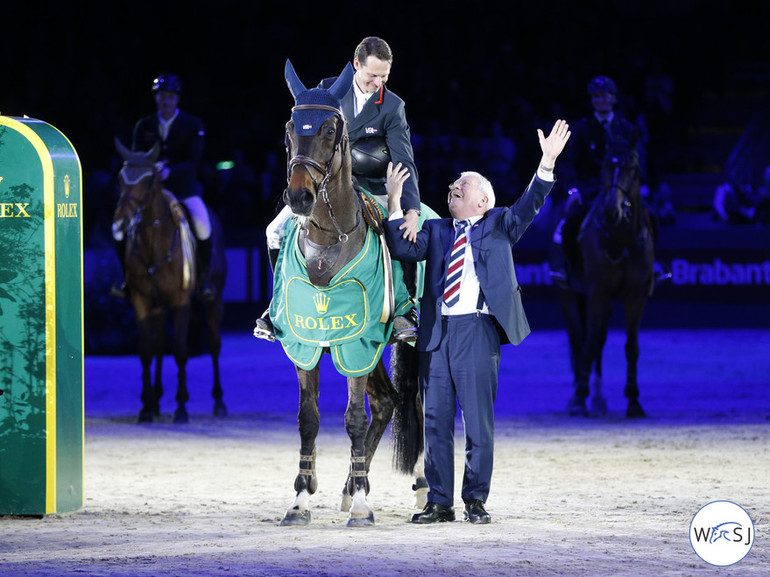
[319,77,420,212]
[384,174,554,352]
[133,110,205,198]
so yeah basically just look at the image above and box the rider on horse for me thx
[255,37,421,342]
[550,76,669,288]
[111,73,216,301]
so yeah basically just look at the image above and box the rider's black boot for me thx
[110,239,129,300]
[254,248,280,342]
[197,237,216,301]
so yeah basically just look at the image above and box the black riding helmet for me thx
[587,76,617,95]
[152,73,183,95]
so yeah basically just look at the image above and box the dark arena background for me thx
[1,2,769,575]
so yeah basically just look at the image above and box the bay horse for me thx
[561,150,654,418]
[114,140,227,423]
[271,60,422,527]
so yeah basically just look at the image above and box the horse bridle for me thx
[285,104,358,243]
[592,160,640,263]
[117,162,179,273]
[603,163,633,223]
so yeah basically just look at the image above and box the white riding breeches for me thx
[266,204,293,250]
[183,195,211,240]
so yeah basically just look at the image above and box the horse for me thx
[270,60,423,527]
[560,150,654,418]
[113,139,228,423]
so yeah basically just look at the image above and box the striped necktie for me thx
[443,220,469,308]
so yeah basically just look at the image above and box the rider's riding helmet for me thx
[351,136,391,178]
[152,73,183,95]
[587,76,617,95]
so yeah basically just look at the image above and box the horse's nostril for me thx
[285,187,315,215]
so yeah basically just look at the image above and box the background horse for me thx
[271,60,422,527]
[114,140,227,423]
[560,151,654,417]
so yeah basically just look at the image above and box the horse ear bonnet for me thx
[285,59,354,136]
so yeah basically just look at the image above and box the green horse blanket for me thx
[271,198,437,377]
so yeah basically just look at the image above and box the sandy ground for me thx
[1,328,769,576]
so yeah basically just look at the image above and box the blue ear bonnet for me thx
[285,59,354,136]
[292,89,344,135]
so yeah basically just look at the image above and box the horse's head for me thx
[600,150,641,227]
[283,59,354,217]
[113,138,161,236]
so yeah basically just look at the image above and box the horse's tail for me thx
[389,340,423,475]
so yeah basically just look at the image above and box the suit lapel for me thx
[349,86,384,132]
[341,90,355,125]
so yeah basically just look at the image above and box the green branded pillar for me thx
[0,116,84,515]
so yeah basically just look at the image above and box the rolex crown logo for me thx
[313,292,330,315]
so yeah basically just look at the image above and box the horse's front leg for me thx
[570,290,612,417]
[205,299,227,417]
[134,311,156,423]
[281,366,320,526]
[171,305,191,423]
[344,375,375,527]
[152,312,165,418]
[623,293,647,418]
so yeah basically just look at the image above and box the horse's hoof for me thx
[627,401,646,418]
[280,508,311,526]
[589,396,608,417]
[346,512,375,527]
[213,401,228,417]
[173,410,189,424]
[137,410,154,423]
[567,395,588,417]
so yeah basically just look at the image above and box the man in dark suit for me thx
[257,36,421,341]
[383,120,571,525]
[112,73,215,300]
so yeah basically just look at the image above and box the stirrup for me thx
[653,262,672,287]
[109,281,128,300]
[199,282,217,302]
[392,310,418,343]
[253,310,276,342]
[548,269,569,290]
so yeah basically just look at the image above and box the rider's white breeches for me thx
[183,195,211,240]
[266,204,293,250]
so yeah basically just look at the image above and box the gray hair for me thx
[460,171,496,209]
